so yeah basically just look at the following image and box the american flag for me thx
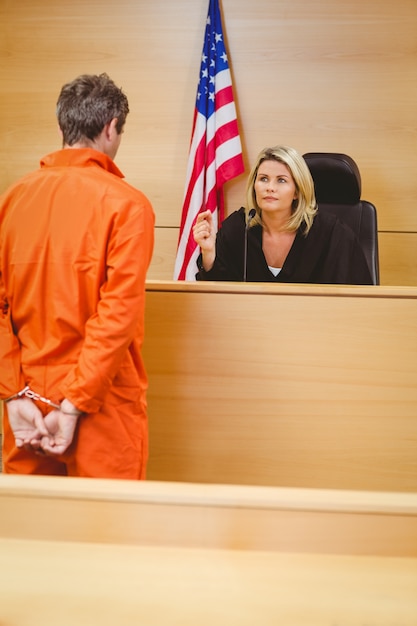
[173,0,244,280]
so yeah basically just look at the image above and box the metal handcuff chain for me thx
[4,385,82,415]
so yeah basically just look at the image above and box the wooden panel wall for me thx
[1,0,416,285]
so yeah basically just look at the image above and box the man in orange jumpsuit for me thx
[0,73,155,478]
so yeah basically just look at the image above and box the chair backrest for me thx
[303,152,380,285]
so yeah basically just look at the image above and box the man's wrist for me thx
[4,386,31,403]
[3,386,61,409]
[60,399,83,416]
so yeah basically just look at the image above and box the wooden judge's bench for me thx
[144,281,417,492]
[1,280,416,624]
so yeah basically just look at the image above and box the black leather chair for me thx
[303,152,380,285]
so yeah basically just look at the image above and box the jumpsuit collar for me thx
[40,148,125,179]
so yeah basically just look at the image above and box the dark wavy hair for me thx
[56,73,129,146]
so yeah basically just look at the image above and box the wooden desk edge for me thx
[1,475,416,516]
[145,279,417,299]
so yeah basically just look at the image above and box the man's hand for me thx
[6,398,50,450]
[40,408,80,456]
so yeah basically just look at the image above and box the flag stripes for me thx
[173,1,244,280]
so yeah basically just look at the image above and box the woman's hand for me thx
[193,210,216,271]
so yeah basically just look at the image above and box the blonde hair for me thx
[245,145,317,234]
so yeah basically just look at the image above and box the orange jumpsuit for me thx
[0,148,155,478]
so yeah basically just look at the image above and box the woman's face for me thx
[254,159,298,216]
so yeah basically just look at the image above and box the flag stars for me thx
[196,5,231,115]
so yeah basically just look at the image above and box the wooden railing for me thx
[1,474,416,624]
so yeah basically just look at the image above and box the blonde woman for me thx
[193,145,372,284]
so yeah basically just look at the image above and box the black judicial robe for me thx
[196,207,373,285]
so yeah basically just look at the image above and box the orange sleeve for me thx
[0,284,25,398]
[0,189,25,397]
